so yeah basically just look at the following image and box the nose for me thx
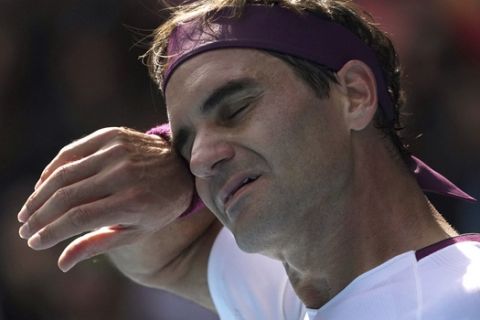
[189,130,235,178]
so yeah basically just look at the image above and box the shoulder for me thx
[418,236,480,319]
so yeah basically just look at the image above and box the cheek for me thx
[195,179,230,224]
[255,94,351,189]
[195,179,213,209]
[257,97,324,162]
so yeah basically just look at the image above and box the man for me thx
[18,1,480,319]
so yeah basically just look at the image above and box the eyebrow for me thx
[172,78,259,158]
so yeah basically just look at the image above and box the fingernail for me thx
[58,259,72,272]
[59,264,70,273]
[34,178,43,190]
[17,206,28,223]
[19,223,30,239]
[28,233,41,249]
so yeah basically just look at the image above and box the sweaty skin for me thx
[166,49,457,308]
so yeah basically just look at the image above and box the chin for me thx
[234,234,282,261]
[229,217,263,253]
[234,233,261,253]
[231,216,281,257]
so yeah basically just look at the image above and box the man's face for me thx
[166,49,353,255]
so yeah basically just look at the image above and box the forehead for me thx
[165,49,289,111]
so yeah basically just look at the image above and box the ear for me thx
[336,60,378,131]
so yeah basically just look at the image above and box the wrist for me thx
[148,123,205,218]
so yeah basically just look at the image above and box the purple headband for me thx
[164,4,393,123]
[163,4,476,202]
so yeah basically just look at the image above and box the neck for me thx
[280,135,457,309]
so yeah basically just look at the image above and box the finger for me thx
[19,173,113,240]
[26,193,139,250]
[35,127,132,189]
[18,142,129,224]
[58,226,142,272]
[19,157,101,224]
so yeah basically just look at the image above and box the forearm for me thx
[107,207,220,309]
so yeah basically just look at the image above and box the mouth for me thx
[222,175,260,208]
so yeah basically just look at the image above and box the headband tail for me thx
[409,155,476,202]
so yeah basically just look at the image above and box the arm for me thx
[17,126,219,310]
[108,208,222,310]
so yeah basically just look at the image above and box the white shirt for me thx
[208,228,480,320]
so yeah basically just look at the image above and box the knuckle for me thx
[112,155,139,177]
[54,165,70,185]
[27,214,40,231]
[113,126,127,135]
[96,127,126,145]
[24,195,38,215]
[52,165,70,187]
[58,144,74,158]
[68,206,92,229]
[54,187,73,208]
[37,227,54,245]
[113,127,130,141]
[108,143,130,158]
[100,126,122,137]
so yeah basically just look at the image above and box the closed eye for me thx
[226,103,249,120]
[222,93,262,122]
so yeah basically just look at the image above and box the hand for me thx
[17,127,194,272]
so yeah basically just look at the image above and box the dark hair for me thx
[269,51,409,160]
[145,0,408,159]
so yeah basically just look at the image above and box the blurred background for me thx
[0,0,478,319]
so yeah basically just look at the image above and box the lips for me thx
[220,174,260,209]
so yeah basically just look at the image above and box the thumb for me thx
[58,226,141,272]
